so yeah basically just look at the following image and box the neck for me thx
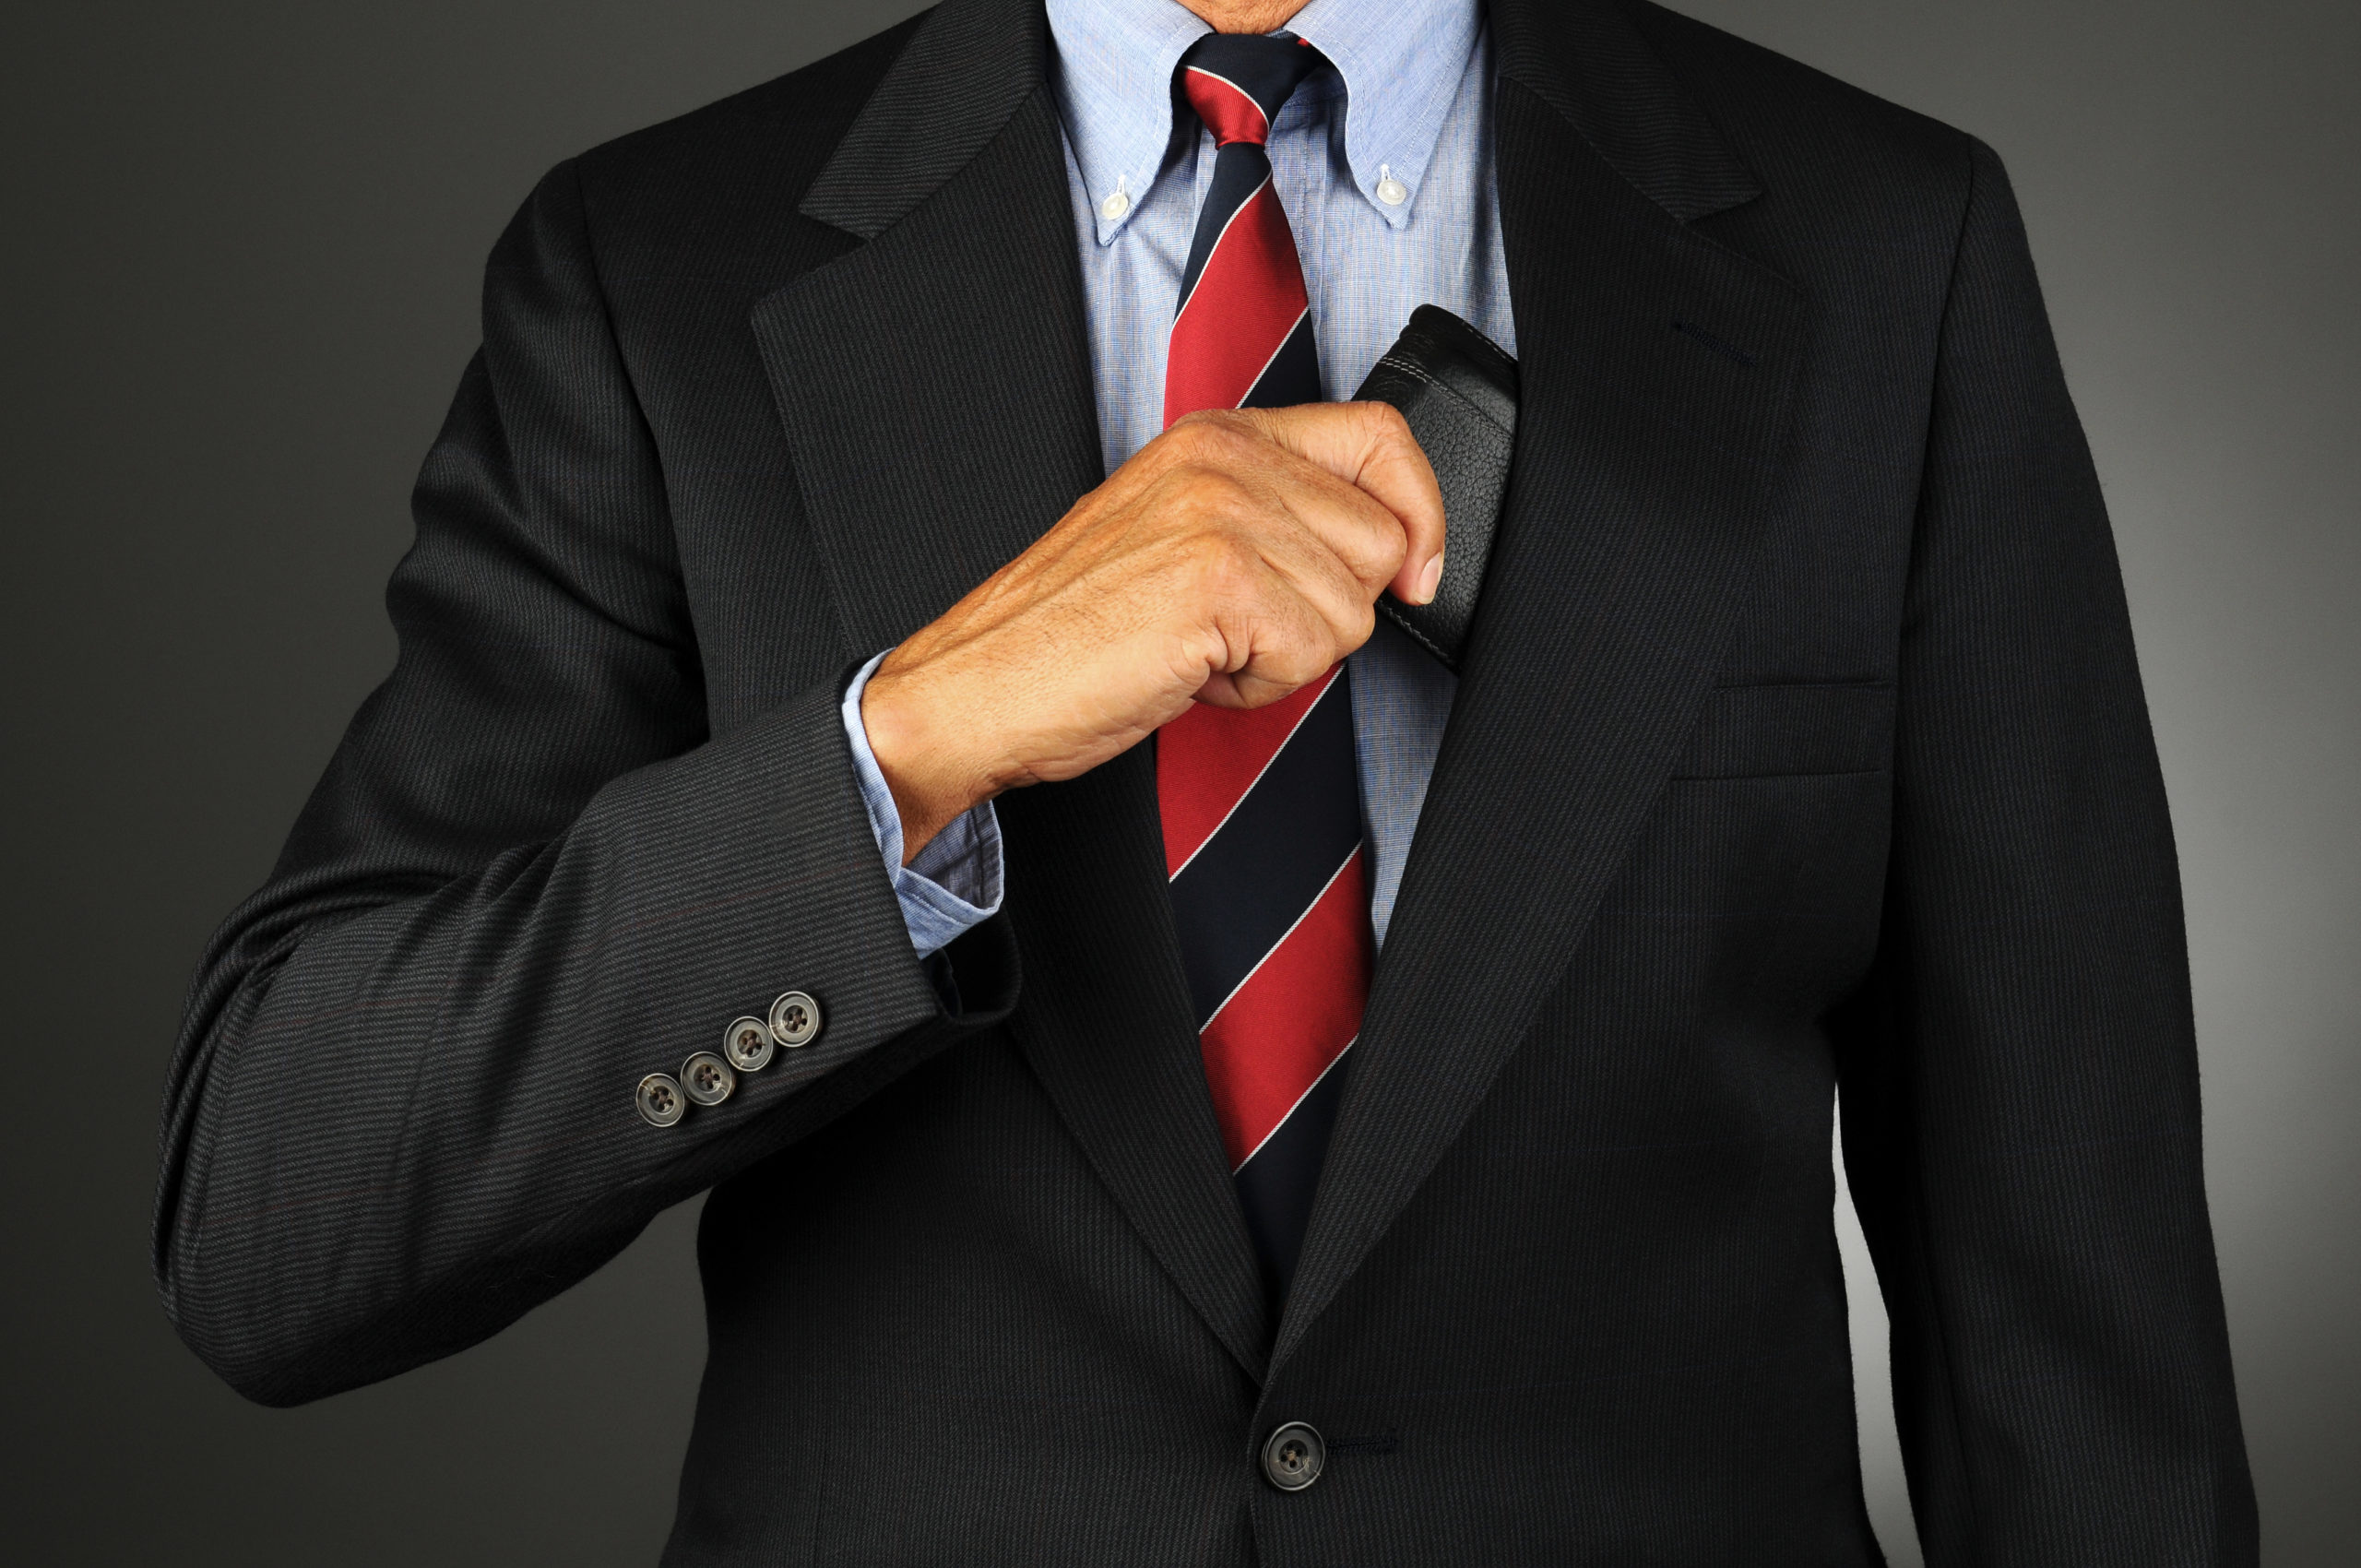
[1178,0,1313,34]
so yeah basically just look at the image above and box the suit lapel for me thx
[753,0,1094,651]
[1272,0,1813,1372]
[751,0,1273,1380]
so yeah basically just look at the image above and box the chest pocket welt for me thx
[1669,682,1896,779]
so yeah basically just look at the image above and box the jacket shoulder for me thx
[564,12,931,245]
[1621,1,1980,209]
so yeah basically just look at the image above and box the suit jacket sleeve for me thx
[1833,139,2256,1562]
[152,159,1018,1408]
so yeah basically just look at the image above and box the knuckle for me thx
[1171,522,1263,602]
[1268,645,1331,691]
[1201,530,1264,588]
[1354,398,1414,445]
[1161,416,1216,457]
[1166,409,1252,457]
[1174,467,1256,519]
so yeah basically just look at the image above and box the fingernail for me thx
[1416,554,1443,604]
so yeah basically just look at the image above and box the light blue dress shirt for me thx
[842,0,1513,959]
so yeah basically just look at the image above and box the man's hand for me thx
[861,402,1446,859]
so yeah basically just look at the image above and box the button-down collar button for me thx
[723,1016,775,1073]
[679,1051,737,1107]
[1099,180,1131,221]
[768,991,822,1048]
[635,1073,686,1128]
[1261,1421,1324,1491]
[1374,164,1408,207]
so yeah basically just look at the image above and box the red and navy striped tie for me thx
[1163,34,1325,422]
[1157,34,1370,1301]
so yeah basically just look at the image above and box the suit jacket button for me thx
[1261,1422,1324,1491]
[723,1016,775,1072]
[768,991,822,1048]
[635,1074,686,1127]
[679,1051,736,1107]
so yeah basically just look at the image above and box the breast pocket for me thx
[1669,682,1895,780]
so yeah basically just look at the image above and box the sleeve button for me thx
[635,1073,686,1127]
[768,991,822,1048]
[679,1051,737,1107]
[723,1016,775,1072]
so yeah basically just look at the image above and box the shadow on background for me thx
[1,1,2351,1561]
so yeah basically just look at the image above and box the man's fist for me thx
[860,401,1446,858]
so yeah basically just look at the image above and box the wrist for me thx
[860,659,999,862]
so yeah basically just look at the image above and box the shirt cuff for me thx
[840,650,1005,960]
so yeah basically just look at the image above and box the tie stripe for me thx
[1166,183,1314,422]
[1161,37,1324,426]
[1157,32,1361,1301]
[1181,66,1272,142]
[1165,670,1358,1031]
[1158,664,1370,1294]
[1197,844,1370,1168]
[1158,666,1340,877]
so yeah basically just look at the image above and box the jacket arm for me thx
[1833,139,2256,1563]
[152,160,1016,1407]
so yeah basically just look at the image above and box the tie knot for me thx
[1179,33,1323,148]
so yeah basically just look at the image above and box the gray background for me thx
[3,0,2352,1561]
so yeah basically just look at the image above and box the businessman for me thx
[156,0,2257,1560]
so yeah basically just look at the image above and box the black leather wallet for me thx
[1354,304,1518,671]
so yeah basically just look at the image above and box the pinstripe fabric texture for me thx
[154,0,2253,1562]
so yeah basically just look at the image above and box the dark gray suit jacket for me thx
[155,0,2257,1561]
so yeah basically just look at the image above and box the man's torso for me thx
[548,0,1971,1559]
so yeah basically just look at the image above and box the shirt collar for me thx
[1046,0,1483,243]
